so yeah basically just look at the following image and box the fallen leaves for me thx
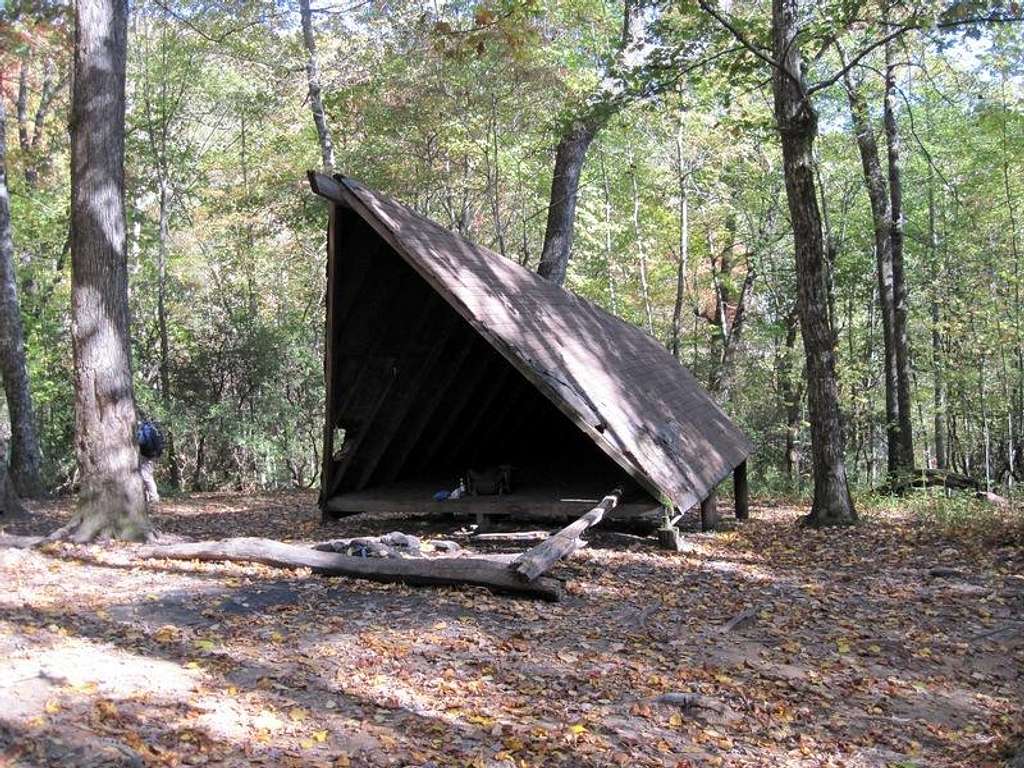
[0,492,1021,767]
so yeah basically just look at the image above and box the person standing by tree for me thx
[137,418,164,504]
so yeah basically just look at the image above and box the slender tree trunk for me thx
[192,433,205,490]
[157,182,171,404]
[16,56,60,189]
[771,0,855,525]
[299,0,335,173]
[670,128,689,359]
[487,96,508,258]
[0,90,44,498]
[780,307,803,487]
[884,43,915,470]
[155,180,181,490]
[630,158,655,334]
[67,0,150,542]
[865,284,879,484]
[1001,75,1023,480]
[599,152,618,314]
[928,173,946,470]
[980,357,992,491]
[16,61,31,157]
[843,75,900,477]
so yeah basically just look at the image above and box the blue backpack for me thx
[138,421,165,459]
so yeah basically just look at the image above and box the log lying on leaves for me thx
[0,533,44,549]
[882,470,1009,506]
[884,468,983,494]
[471,530,550,543]
[511,489,621,582]
[138,537,562,601]
[976,491,1010,507]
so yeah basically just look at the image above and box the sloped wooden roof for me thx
[309,172,752,511]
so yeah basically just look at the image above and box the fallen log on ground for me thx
[881,469,1010,506]
[883,469,982,493]
[0,533,45,549]
[511,488,621,582]
[976,490,1010,507]
[138,537,562,601]
[471,530,550,543]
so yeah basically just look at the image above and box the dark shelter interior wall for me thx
[325,205,647,499]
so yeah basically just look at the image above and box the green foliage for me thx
[4,0,1024,499]
[864,489,1024,545]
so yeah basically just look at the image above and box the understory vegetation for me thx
[2,0,1022,501]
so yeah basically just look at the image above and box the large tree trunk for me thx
[0,90,44,498]
[843,74,901,477]
[771,0,855,525]
[67,0,151,542]
[536,0,645,286]
[884,43,915,471]
[299,0,336,173]
[536,115,604,285]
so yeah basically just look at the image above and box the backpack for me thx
[138,421,165,459]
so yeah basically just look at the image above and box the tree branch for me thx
[696,0,782,75]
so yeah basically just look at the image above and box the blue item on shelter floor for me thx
[433,490,450,502]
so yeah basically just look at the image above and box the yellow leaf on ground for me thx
[154,625,178,643]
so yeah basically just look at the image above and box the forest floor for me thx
[0,492,1021,768]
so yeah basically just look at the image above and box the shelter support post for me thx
[700,489,719,532]
[734,460,749,521]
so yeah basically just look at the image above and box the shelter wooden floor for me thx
[324,481,662,523]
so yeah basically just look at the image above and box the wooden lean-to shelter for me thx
[309,172,752,527]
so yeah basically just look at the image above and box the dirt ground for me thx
[0,492,1021,767]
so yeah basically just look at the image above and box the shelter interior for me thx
[321,204,660,521]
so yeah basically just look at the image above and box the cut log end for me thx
[511,489,621,582]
